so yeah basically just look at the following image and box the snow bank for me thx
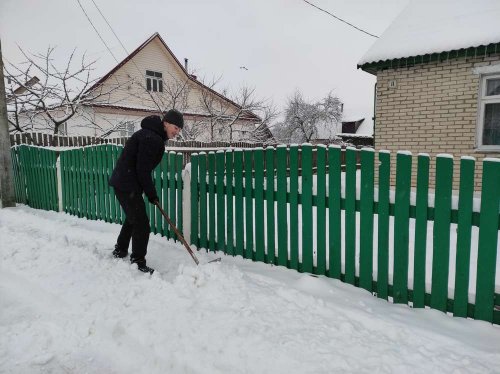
[1,206,499,373]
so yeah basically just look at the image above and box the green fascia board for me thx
[358,42,500,75]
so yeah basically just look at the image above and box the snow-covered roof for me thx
[340,111,374,136]
[359,0,500,67]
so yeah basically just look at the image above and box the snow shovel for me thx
[154,202,221,265]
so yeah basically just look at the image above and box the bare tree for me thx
[4,46,129,135]
[274,90,343,143]
[187,78,277,143]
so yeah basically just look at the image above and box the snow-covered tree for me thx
[274,90,343,143]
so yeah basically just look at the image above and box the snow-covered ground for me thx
[1,206,499,373]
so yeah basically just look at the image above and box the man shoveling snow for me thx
[109,110,184,274]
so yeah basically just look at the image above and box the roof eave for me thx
[358,42,500,74]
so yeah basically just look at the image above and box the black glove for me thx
[148,196,159,205]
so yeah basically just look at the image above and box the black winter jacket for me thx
[109,115,167,201]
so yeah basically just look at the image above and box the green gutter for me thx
[358,42,500,75]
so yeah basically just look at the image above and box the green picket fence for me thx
[11,145,58,211]
[190,146,500,324]
[11,145,184,241]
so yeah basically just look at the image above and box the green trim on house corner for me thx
[358,43,500,75]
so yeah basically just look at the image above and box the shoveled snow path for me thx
[0,206,499,373]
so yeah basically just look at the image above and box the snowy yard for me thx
[1,206,499,373]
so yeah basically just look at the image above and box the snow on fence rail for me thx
[9,144,500,324]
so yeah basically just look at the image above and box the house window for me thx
[478,74,500,150]
[146,70,163,92]
[119,122,135,137]
[59,123,68,136]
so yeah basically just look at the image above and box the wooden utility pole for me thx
[0,38,16,208]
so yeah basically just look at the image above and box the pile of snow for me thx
[1,206,499,373]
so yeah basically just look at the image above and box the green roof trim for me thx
[358,42,500,75]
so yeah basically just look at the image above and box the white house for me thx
[16,33,266,142]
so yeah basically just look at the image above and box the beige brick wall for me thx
[374,53,500,191]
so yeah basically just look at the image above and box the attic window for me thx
[477,74,500,150]
[146,70,163,92]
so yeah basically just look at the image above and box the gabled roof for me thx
[85,32,260,121]
[358,0,500,74]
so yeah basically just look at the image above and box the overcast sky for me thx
[1,0,409,119]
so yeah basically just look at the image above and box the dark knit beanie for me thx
[163,109,184,129]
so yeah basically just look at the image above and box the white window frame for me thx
[119,122,135,137]
[476,73,500,151]
[145,70,163,93]
[59,122,68,136]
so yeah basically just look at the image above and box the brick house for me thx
[357,0,500,189]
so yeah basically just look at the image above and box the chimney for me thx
[184,58,188,72]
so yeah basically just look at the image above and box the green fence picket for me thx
[453,157,475,317]
[110,147,117,222]
[474,158,500,322]
[14,147,25,203]
[244,149,254,259]
[266,147,276,265]
[393,151,412,304]
[359,148,375,292]
[176,153,183,235]
[41,148,48,210]
[198,152,208,250]
[225,151,234,255]
[198,152,208,248]
[216,151,226,251]
[102,145,110,221]
[169,152,177,241]
[161,153,169,237]
[234,150,244,257]
[413,154,430,308]
[51,150,58,211]
[78,148,85,217]
[60,150,67,212]
[276,145,287,266]
[107,146,116,223]
[153,159,162,234]
[289,145,299,269]
[254,148,265,262]
[83,148,90,217]
[316,145,327,275]
[71,149,78,215]
[10,148,19,202]
[377,151,390,300]
[302,144,313,273]
[328,146,342,279]
[345,147,357,284]
[431,155,453,312]
[191,153,200,246]
[32,147,41,209]
[74,148,80,216]
[115,146,123,223]
[208,152,216,250]
[41,148,47,209]
[96,146,105,220]
[101,146,109,221]
[84,148,91,217]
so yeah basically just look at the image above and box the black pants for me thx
[114,189,150,264]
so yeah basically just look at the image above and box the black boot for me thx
[131,258,154,274]
[112,244,128,259]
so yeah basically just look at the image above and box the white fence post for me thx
[182,163,191,245]
[56,152,63,212]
